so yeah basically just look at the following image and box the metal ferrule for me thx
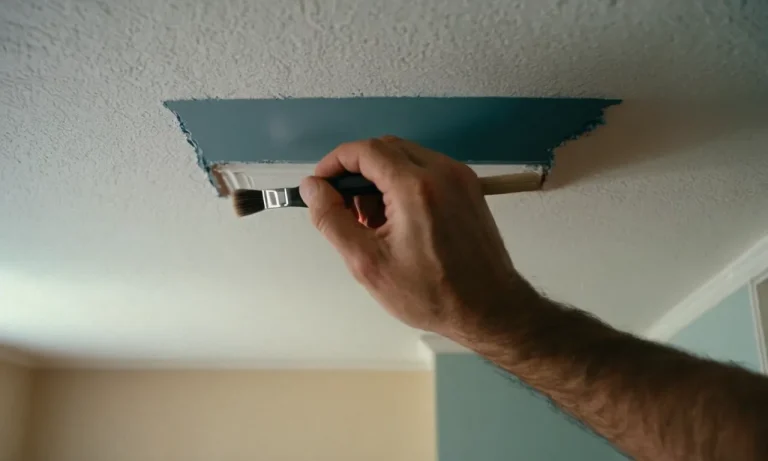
[262,188,292,209]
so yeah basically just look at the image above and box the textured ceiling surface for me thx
[1,0,767,368]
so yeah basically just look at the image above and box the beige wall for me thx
[26,369,434,461]
[0,358,33,461]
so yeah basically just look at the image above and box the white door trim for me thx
[749,269,768,373]
[646,235,768,342]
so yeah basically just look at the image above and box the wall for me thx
[26,369,434,461]
[0,359,33,461]
[431,282,766,461]
[435,354,627,461]
[670,286,763,372]
[757,278,768,356]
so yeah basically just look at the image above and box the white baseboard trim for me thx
[645,234,768,342]
[748,277,768,373]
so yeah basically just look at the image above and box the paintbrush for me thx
[233,171,543,217]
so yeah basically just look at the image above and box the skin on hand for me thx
[299,136,528,338]
[301,137,768,461]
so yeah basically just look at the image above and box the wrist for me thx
[443,276,544,352]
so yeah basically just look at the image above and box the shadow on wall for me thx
[547,100,768,189]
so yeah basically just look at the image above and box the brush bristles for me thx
[232,190,265,217]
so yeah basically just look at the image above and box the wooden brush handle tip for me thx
[479,172,544,195]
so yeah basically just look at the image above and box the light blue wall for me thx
[670,286,763,373]
[436,354,628,461]
[434,286,763,461]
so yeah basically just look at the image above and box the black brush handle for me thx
[327,173,381,198]
[288,173,381,207]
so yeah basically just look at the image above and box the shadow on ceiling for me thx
[546,100,768,189]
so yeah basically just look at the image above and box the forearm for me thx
[304,138,768,459]
[450,284,768,461]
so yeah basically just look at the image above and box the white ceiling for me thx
[1,0,767,368]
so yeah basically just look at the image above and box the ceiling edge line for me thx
[32,357,432,372]
[645,233,768,341]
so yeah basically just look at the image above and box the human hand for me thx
[304,138,768,461]
[300,137,530,338]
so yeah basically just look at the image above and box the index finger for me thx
[315,139,413,193]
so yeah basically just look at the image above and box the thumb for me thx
[300,176,372,256]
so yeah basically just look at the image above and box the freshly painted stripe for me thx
[165,97,619,188]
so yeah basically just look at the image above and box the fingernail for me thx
[299,178,317,205]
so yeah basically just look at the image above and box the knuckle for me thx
[411,173,438,204]
[454,162,478,181]
[336,141,360,155]
[363,137,385,152]
[338,139,386,160]
[395,172,437,207]
[450,162,481,189]
[379,135,401,143]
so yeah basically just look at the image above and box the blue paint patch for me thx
[164,97,619,187]
[167,108,216,185]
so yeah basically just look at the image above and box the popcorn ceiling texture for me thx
[1,0,767,368]
[2,0,767,101]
